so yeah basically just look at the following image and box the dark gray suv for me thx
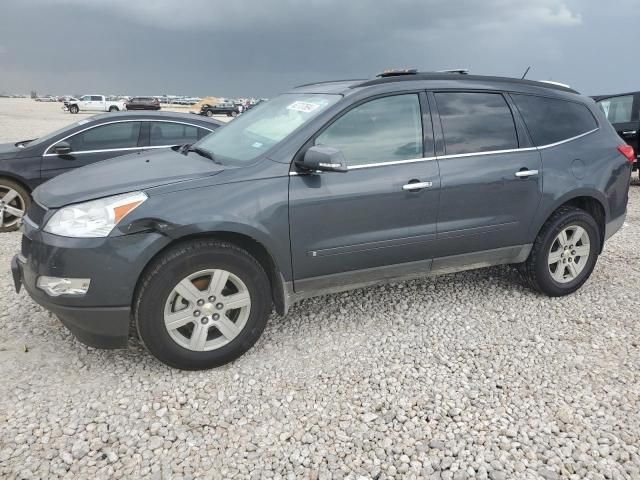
[11,71,633,370]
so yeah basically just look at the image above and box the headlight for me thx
[44,192,147,238]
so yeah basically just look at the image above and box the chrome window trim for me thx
[43,119,215,157]
[348,156,437,170]
[437,147,537,160]
[535,128,599,150]
[288,128,599,173]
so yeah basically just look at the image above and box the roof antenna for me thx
[521,66,531,80]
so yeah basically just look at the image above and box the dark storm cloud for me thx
[0,0,637,97]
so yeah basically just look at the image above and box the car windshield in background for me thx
[195,93,340,165]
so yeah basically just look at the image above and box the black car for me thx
[126,97,161,111]
[11,70,631,370]
[199,103,239,118]
[592,92,639,176]
[0,112,221,231]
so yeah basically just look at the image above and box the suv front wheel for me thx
[520,206,600,296]
[135,240,271,370]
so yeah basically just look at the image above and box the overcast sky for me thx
[0,0,637,98]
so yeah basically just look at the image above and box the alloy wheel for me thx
[0,186,26,229]
[163,269,251,351]
[547,225,591,283]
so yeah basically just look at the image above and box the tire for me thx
[230,111,238,117]
[0,179,31,233]
[108,106,119,112]
[69,105,79,114]
[205,110,213,117]
[520,206,600,296]
[135,239,271,370]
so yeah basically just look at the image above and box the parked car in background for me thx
[593,92,639,176]
[0,112,221,231]
[126,97,161,111]
[35,96,58,102]
[64,95,126,114]
[246,99,266,110]
[199,102,239,117]
[11,70,632,369]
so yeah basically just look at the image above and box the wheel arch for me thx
[533,192,607,253]
[0,174,33,195]
[134,230,288,316]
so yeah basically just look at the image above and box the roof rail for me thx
[294,78,367,88]
[376,69,418,78]
[538,80,572,89]
[437,68,469,75]
[350,73,578,93]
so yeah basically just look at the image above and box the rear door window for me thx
[61,122,142,152]
[434,92,518,155]
[315,94,423,166]
[149,122,204,146]
[511,94,597,146]
[596,95,634,124]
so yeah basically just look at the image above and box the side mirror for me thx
[53,141,71,155]
[297,145,348,173]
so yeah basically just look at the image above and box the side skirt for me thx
[282,244,532,312]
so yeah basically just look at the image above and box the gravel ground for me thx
[0,99,639,479]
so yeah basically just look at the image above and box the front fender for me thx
[119,176,292,280]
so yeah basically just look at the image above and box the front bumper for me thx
[12,253,131,348]
[12,216,170,349]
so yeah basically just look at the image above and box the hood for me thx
[34,148,224,208]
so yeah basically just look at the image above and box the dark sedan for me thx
[126,97,161,111]
[0,111,221,231]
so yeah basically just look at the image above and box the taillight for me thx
[617,144,636,164]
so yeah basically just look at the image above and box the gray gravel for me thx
[1,180,639,479]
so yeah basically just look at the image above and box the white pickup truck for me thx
[64,95,126,114]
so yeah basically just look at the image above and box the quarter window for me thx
[434,92,518,155]
[511,94,597,146]
[596,95,634,124]
[58,122,141,152]
[316,94,423,166]
[149,122,206,146]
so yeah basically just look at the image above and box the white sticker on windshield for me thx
[252,141,263,148]
[287,101,321,113]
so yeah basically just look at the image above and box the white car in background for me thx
[64,95,126,114]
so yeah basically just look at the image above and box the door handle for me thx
[515,169,539,178]
[402,181,432,191]
[622,130,637,136]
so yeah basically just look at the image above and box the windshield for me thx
[195,93,340,165]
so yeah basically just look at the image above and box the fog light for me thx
[36,276,91,297]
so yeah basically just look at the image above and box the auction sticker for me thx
[287,101,321,113]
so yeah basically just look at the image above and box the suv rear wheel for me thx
[520,206,600,296]
[69,104,79,114]
[135,240,271,370]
